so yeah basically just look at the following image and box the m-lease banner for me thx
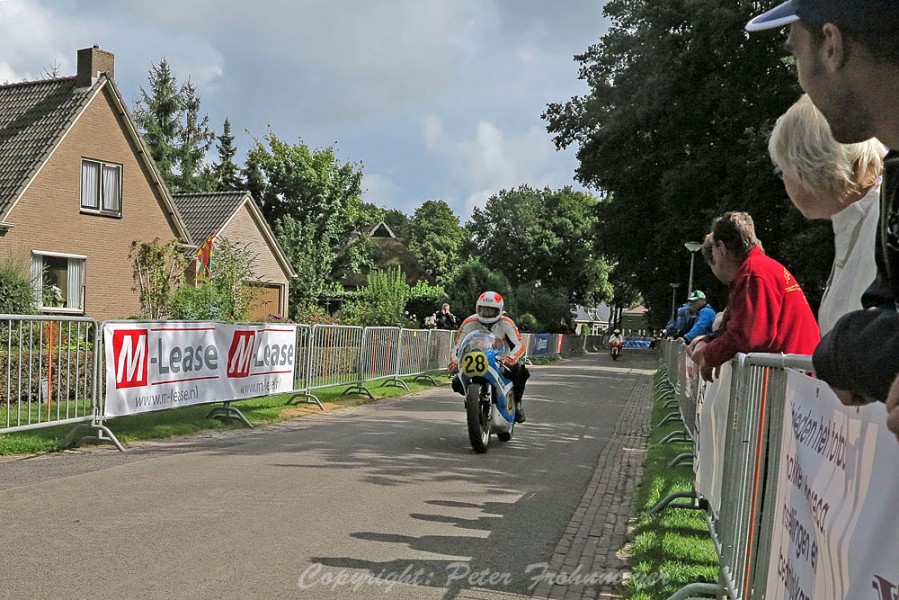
[765,369,899,600]
[694,362,731,518]
[103,321,298,417]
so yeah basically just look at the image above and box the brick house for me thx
[172,191,295,321]
[0,46,295,321]
[0,45,193,320]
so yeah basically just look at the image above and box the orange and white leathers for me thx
[448,314,525,373]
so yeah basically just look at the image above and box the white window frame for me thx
[31,251,86,314]
[80,158,122,216]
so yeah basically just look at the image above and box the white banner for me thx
[765,369,899,600]
[694,362,732,518]
[103,321,298,417]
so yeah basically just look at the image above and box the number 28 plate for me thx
[462,351,489,376]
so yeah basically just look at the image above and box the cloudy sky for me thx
[0,0,610,220]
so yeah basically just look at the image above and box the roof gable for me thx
[172,191,296,278]
[0,77,94,220]
[171,191,246,244]
[0,73,190,240]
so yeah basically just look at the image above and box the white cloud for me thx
[0,0,606,222]
[424,118,580,218]
[362,173,402,210]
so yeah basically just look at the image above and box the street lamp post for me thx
[669,282,680,320]
[684,241,703,296]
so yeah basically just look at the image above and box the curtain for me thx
[67,258,84,310]
[81,161,100,210]
[102,164,120,212]
[30,254,43,307]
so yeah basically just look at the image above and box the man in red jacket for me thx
[692,212,820,382]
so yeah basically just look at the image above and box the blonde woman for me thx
[768,94,886,335]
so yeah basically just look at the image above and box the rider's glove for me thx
[448,360,459,375]
[500,355,516,367]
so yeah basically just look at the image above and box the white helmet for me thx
[476,291,504,325]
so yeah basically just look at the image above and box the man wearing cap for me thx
[691,212,820,381]
[746,0,899,440]
[681,291,716,345]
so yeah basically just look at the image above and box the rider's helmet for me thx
[614,329,621,335]
[476,291,504,325]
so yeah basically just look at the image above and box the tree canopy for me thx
[407,200,466,285]
[543,0,832,324]
[466,185,614,306]
[133,60,215,193]
[246,132,364,313]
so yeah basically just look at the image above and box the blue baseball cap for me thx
[746,0,899,32]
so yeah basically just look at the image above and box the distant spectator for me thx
[692,212,820,381]
[681,290,715,345]
[434,303,458,330]
[768,94,884,335]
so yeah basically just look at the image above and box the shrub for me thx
[341,267,416,327]
[168,284,228,321]
[0,255,35,315]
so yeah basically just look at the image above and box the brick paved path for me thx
[531,367,653,600]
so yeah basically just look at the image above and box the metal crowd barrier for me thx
[286,324,322,408]
[301,324,366,403]
[655,341,822,600]
[354,326,404,395]
[0,315,99,434]
[427,329,454,373]
[393,328,438,386]
[0,316,575,452]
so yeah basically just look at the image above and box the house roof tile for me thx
[171,191,247,245]
[0,77,97,219]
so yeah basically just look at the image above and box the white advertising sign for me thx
[103,322,298,417]
[694,362,731,518]
[765,369,899,600]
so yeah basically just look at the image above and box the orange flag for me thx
[196,232,214,282]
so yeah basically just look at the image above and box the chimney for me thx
[76,45,114,87]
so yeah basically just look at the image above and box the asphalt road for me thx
[0,351,657,600]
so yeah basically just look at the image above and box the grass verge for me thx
[0,373,451,456]
[622,370,719,600]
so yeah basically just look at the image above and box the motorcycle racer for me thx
[448,291,529,423]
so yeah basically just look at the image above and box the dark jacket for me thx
[435,310,458,330]
[813,150,899,401]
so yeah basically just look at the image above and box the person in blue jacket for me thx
[681,290,715,344]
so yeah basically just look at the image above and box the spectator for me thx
[667,302,694,338]
[681,290,715,345]
[768,93,885,335]
[691,212,820,381]
[434,303,458,330]
[746,1,899,439]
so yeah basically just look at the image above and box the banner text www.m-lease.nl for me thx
[103,322,297,417]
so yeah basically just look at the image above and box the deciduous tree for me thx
[407,200,465,284]
[543,0,830,324]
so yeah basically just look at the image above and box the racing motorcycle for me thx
[610,339,622,361]
[454,331,516,453]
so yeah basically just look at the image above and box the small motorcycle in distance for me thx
[610,339,622,361]
[453,331,516,453]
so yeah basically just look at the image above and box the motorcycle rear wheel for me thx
[465,383,491,453]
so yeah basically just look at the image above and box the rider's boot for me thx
[452,377,465,396]
[514,393,526,423]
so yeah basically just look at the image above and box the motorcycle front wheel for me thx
[465,383,491,453]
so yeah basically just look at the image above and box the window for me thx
[31,252,86,313]
[81,159,121,215]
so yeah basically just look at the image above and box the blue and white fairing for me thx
[456,331,516,424]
